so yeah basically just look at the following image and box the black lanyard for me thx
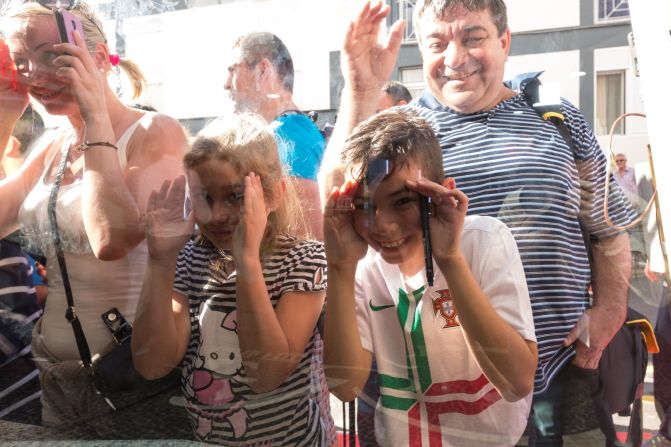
[46,145,93,369]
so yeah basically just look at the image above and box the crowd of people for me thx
[0,0,668,446]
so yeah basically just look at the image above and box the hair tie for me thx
[109,54,121,66]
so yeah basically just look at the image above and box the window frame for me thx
[595,70,627,136]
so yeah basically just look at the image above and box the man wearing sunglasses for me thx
[614,153,638,199]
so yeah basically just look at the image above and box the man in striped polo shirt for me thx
[320,0,635,445]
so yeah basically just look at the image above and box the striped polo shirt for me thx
[408,90,635,393]
[173,235,334,446]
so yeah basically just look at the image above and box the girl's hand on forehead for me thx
[145,176,195,263]
[0,38,29,122]
[405,178,468,262]
[52,30,108,122]
[323,180,368,268]
[233,172,268,261]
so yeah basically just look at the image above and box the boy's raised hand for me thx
[233,172,267,261]
[145,176,195,263]
[405,178,468,262]
[323,180,368,268]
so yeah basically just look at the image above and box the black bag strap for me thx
[507,72,593,252]
[625,322,645,447]
[47,145,93,368]
[505,71,576,156]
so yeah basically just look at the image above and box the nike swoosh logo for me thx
[369,300,395,312]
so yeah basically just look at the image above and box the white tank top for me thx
[19,113,154,361]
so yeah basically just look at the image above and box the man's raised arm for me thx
[318,0,404,199]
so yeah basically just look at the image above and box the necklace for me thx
[217,249,236,279]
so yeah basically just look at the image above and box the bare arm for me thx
[132,263,191,380]
[233,173,325,393]
[0,41,34,237]
[236,262,325,393]
[81,114,186,260]
[53,33,186,260]
[564,232,631,369]
[409,179,537,401]
[132,176,195,379]
[0,138,52,238]
[321,182,372,401]
[438,253,537,401]
[323,264,372,402]
[295,178,324,240]
[318,1,404,199]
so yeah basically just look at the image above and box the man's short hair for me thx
[413,0,508,41]
[342,109,444,184]
[382,81,412,105]
[232,32,294,93]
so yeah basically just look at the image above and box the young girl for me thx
[132,113,336,446]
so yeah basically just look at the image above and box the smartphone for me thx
[54,9,84,45]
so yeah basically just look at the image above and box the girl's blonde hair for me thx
[185,113,307,255]
[4,1,146,98]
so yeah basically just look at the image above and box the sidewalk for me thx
[329,364,662,446]
[0,364,662,445]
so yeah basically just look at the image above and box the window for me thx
[596,71,625,135]
[400,66,425,99]
[596,0,630,22]
[399,0,416,43]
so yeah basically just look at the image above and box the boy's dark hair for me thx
[413,0,508,39]
[342,109,444,184]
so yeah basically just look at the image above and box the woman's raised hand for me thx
[323,180,368,268]
[145,176,195,263]
[52,31,108,123]
[0,38,29,126]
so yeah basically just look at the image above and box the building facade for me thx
[30,0,647,163]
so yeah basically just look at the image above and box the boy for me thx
[322,109,538,446]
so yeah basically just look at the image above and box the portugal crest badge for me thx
[432,289,460,328]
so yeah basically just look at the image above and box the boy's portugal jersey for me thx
[355,216,536,446]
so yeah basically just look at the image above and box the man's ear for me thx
[258,58,274,81]
[442,177,456,190]
[256,58,278,92]
[500,28,511,59]
[397,99,408,106]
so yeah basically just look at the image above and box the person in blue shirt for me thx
[224,32,326,240]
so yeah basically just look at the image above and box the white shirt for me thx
[355,216,535,446]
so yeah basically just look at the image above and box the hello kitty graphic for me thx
[186,301,249,440]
